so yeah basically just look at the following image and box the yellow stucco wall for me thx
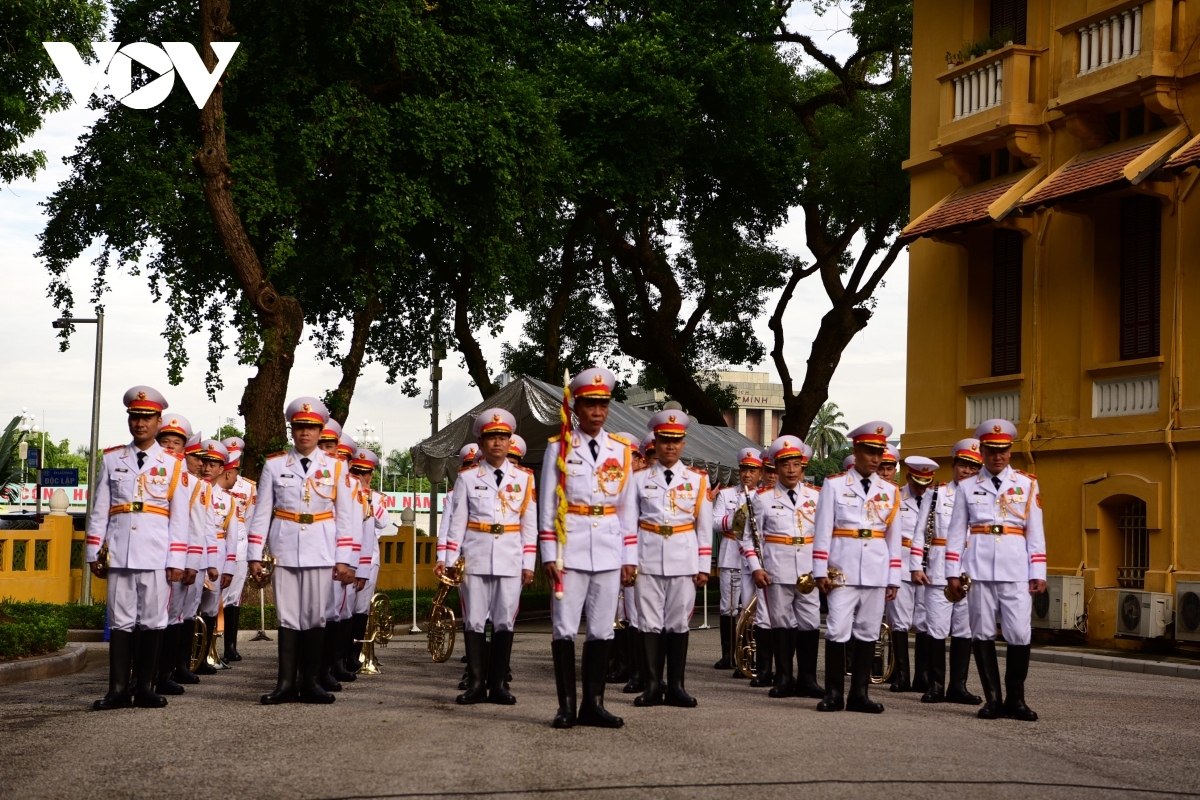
[905,0,1200,648]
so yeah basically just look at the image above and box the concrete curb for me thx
[995,644,1200,680]
[0,643,89,686]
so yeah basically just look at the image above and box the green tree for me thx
[806,445,852,487]
[0,0,105,183]
[805,401,848,460]
[0,418,24,501]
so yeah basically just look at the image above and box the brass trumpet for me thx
[826,567,847,589]
[94,542,111,579]
[427,556,464,663]
[945,573,973,603]
[796,572,817,594]
[357,593,394,675]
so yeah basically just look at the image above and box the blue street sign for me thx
[40,468,80,487]
[27,447,40,468]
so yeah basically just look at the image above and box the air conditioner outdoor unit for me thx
[1115,590,1173,639]
[1031,575,1085,630]
[1175,582,1200,643]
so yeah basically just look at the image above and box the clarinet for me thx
[744,486,764,565]
[921,483,939,571]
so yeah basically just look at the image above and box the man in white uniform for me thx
[86,386,191,710]
[219,437,255,663]
[196,440,236,674]
[348,448,392,673]
[320,433,360,692]
[910,439,982,705]
[631,411,711,708]
[607,432,641,687]
[946,419,1046,721]
[884,456,937,693]
[711,447,762,671]
[813,421,904,714]
[248,397,359,705]
[539,367,636,729]
[149,413,194,696]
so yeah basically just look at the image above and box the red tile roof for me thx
[902,172,1024,241]
[1019,139,1154,208]
[1165,133,1200,171]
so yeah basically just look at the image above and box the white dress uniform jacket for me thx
[812,468,904,587]
[355,489,391,577]
[228,476,256,564]
[247,449,359,567]
[210,483,237,576]
[907,481,957,584]
[634,463,712,576]
[713,485,749,570]
[436,488,455,563]
[184,479,220,573]
[85,442,191,570]
[538,429,637,571]
[448,459,538,576]
[945,466,1046,582]
[896,484,933,584]
[742,482,819,584]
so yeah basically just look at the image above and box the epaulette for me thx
[104,444,124,454]
[516,465,534,475]
[756,486,771,494]
[243,478,256,485]
[266,451,288,459]
[167,450,184,459]
[828,471,846,478]
[1014,469,1037,481]
[609,433,632,447]
[547,434,562,444]
[459,464,474,473]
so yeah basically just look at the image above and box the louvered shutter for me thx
[990,0,1028,45]
[991,229,1023,376]
[1119,196,1161,360]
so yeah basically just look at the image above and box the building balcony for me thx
[932,44,1044,165]
[1051,0,1183,121]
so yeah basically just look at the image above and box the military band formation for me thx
[86,366,1047,726]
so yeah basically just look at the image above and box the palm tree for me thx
[0,417,24,503]
[806,402,848,460]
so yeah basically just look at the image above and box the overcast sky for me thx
[0,5,907,455]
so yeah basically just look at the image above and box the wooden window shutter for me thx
[990,0,1028,45]
[1119,196,1161,360]
[991,229,1023,376]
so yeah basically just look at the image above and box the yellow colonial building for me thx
[902,0,1200,648]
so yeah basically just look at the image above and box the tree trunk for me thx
[327,295,382,426]
[775,302,870,438]
[542,210,586,383]
[196,0,304,480]
[451,267,498,399]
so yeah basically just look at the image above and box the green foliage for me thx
[379,449,432,493]
[806,446,852,487]
[0,600,70,659]
[0,0,106,183]
[0,417,22,502]
[806,402,848,460]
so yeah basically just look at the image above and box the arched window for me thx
[1116,499,1148,589]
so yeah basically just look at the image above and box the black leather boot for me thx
[889,628,911,692]
[921,636,947,703]
[132,628,168,708]
[816,638,845,712]
[331,620,357,683]
[635,631,666,706]
[946,636,981,705]
[348,613,369,673]
[749,626,774,687]
[622,628,646,693]
[768,628,795,698]
[796,629,824,698]
[300,628,336,704]
[551,638,577,728]
[261,628,301,704]
[456,631,489,704]
[318,622,342,692]
[973,639,1004,719]
[846,637,884,713]
[94,628,134,710]
[664,632,697,707]
[487,630,516,704]
[154,624,184,696]
[223,606,241,662]
[714,615,733,669]
[195,615,218,674]
[911,632,929,693]
[607,627,630,683]
[1003,644,1038,721]
[174,621,200,684]
[578,639,623,728]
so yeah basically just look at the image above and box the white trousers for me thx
[326,576,356,622]
[221,561,248,607]
[551,569,620,641]
[274,566,333,630]
[636,573,695,634]
[107,568,169,631]
[886,581,927,632]
[740,571,770,627]
[200,586,221,616]
[968,580,1032,645]
[719,567,743,616]
[618,584,637,627]
[462,573,522,633]
[353,564,380,615]
[169,577,204,624]
[764,582,820,631]
[923,584,972,640]
[824,585,887,644]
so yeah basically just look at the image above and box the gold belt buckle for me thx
[658,524,673,537]
[298,513,314,525]
[490,523,504,535]
[792,536,803,546]
[130,501,144,512]
[989,524,1003,536]
[589,505,605,516]
[856,529,873,539]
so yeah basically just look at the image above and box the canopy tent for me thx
[410,375,759,486]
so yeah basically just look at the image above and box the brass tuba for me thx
[427,555,464,663]
[189,615,207,672]
[205,618,229,671]
[356,593,394,675]
[733,595,759,679]
[870,622,896,684]
[945,572,973,603]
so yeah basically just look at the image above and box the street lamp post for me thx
[401,507,419,633]
[53,311,104,605]
[16,409,37,516]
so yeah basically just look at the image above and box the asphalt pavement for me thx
[1,620,1197,800]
